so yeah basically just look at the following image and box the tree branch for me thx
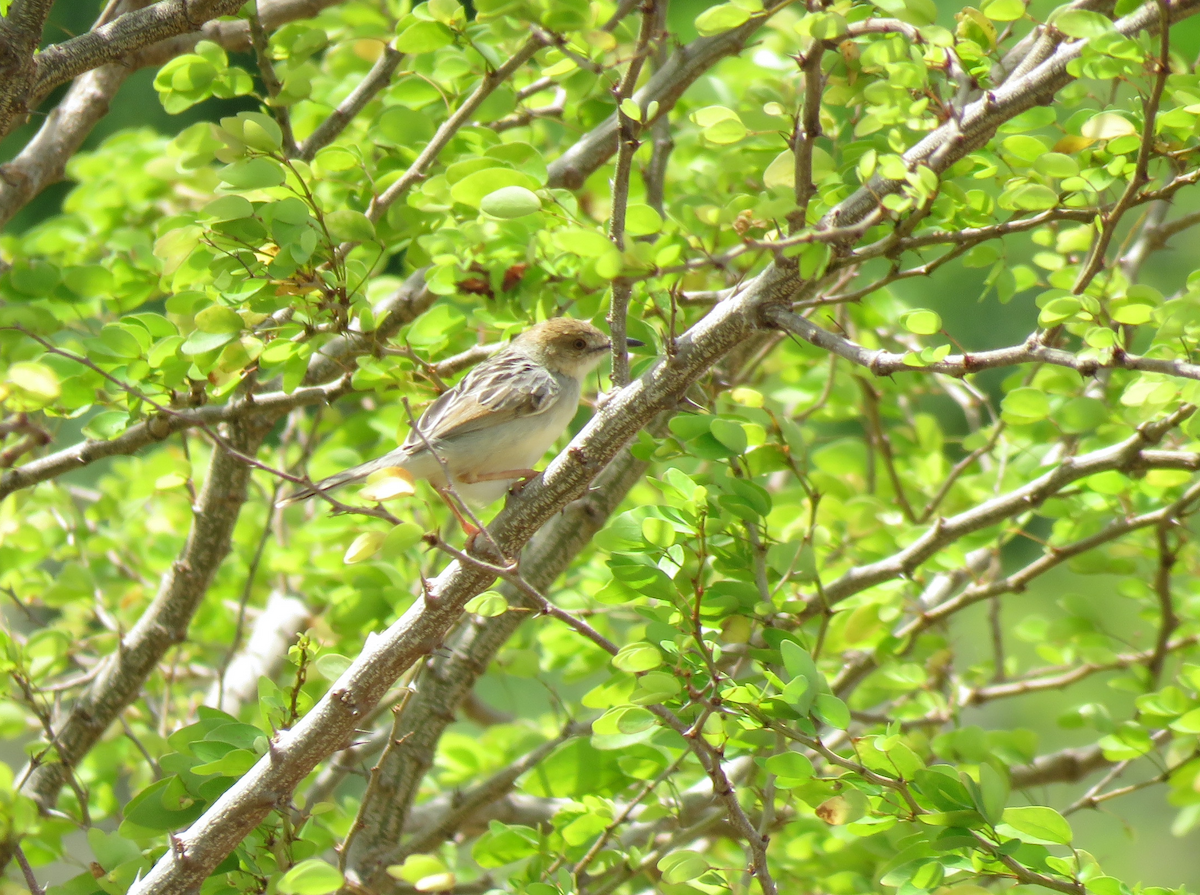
[297,44,402,162]
[0,378,350,502]
[547,0,792,189]
[821,413,1196,607]
[767,308,1200,383]
[341,448,649,891]
[26,0,247,120]
[365,36,546,223]
[0,0,346,228]
[17,415,274,811]
[605,0,659,388]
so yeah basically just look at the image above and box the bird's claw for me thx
[508,475,536,497]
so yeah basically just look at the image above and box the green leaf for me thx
[612,642,663,672]
[1038,296,1082,326]
[1081,112,1137,140]
[325,209,376,242]
[480,185,541,218]
[238,112,283,151]
[181,330,237,356]
[1001,387,1050,423]
[395,20,455,53]
[781,640,819,685]
[201,196,255,221]
[1052,8,1114,38]
[313,653,353,680]
[1002,135,1049,163]
[704,117,748,145]
[976,763,1009,825]
[871,0,937,25]
[658,851,710,883]
[465,591,509,617]
[694,4,752,36]
[814,693,850,729]
[640,517,675,548]
[381,522,425,558]
[194,305,243,334]
[449,168,541,207]
[428,0,464,25]
[472,822,539,868]
[344,531,386,563]
[1034,152,1080,179]
[763,751,814,781]
[981,0,1025,20]
[903,309,942,335]
[219,158,285,189]
[372,106,436,146]
[1010,182,1059,211]
[624,204,662,235]
[7,362,60,405]
[1001,805,1072,844]
[278,859,344,895]
[1169,708,1200,733]
[710,418,748,454]
[1058,397,1107,433]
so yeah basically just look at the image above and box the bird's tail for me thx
[276,455,406,507]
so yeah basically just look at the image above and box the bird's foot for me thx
[507,472,539,496]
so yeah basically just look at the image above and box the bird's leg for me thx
[461,468,539,483]
[461,468,540,495]
[434,486,480,538]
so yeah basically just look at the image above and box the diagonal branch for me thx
[548,0,794,189]
[821,412,1196,606]
[16,415,274,811]
[767,309,1200,383]
[0,0,57,137]
[340,447,649,891]
[25,0,246,116]
[0,0,346,228]
[297,44,402,162]
[365,36,546,222]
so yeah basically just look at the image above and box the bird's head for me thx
[514,318,636,379]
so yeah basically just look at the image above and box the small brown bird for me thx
[280,318,641,527]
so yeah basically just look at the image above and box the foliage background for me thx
[5,0,1200,894]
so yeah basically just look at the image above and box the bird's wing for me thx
[402,352,562,451]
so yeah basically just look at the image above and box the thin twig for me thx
[1073,0,1171,293]
[607,0,660,388]
[298,44,403,161]
[14,846,45,895]
[248,0,298,156]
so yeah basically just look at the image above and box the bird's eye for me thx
[573,338,587,350]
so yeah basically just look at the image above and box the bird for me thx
[278,318,641,530]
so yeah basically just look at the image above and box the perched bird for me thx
[279,318,640,529]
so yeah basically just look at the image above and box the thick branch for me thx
[18,416,273,809]
[341,448,649,891]
[27,0,247,120]
[1010,745,1112,788]
[0,0,56,137]
[0,0,345,228]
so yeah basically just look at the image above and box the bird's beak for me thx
[625,338,645,348]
